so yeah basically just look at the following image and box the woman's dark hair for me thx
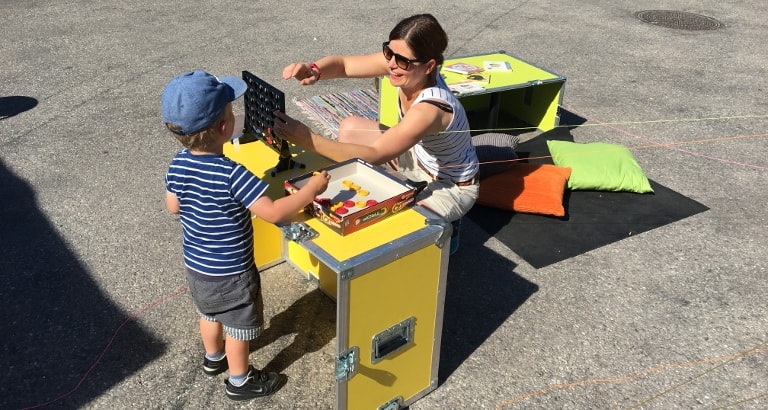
[389,14,448,67]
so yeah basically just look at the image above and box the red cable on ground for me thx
[22,285,189,410]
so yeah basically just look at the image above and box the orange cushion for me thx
[477,163,572,217]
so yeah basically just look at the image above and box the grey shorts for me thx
[185,266,263,341]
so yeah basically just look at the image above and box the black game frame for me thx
[240,70,304,176]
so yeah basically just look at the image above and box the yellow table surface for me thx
[441,52,562,90]
[224,139,432,263]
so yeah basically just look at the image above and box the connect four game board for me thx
[241,70,304,175]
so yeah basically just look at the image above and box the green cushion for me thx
[546,140,654,193]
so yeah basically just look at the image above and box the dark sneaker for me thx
[202,354,228,376]
[225,366,285,401]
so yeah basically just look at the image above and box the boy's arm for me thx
[165,191,180,214]
[247,171,329,224]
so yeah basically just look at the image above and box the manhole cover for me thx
[634,10,722,30]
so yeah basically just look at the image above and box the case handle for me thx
[371,317,415,364]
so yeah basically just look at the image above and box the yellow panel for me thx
[285,240,337,299]
[301,208,429,262]
[284,203,431,300]
[248,216,283,268]
[497,83,563,132]
[345,244,443,409]
[440,53,560,87]
[378,76,399,128]
[223,140,333,199]
[285,239,318,277]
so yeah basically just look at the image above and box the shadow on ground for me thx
[0,160,165,409]
[0,96,38,120]
[250,288,336,374]
[438,220,539,384]
[468,118,709,268]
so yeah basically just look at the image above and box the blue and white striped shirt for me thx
[402,76,479,182]
[165,149,268,276]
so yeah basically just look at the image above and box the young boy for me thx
[161,70,329,401]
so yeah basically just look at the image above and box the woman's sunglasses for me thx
[382,41,428,70]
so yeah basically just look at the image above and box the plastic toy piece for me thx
[316,197,332,207]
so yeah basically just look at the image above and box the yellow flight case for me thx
[224,139,451,410]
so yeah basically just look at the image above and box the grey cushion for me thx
[472,133,520,179]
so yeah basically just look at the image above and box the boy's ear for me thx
[217,117,228,135]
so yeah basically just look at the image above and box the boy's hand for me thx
[307,170,330,195]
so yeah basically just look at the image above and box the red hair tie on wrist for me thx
[309,63,321,81]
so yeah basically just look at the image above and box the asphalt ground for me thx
[1,1,766,409]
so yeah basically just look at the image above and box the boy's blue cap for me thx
[161,70,247,135]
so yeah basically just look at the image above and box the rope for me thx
[496,343,767,409]
[21,286,189,409]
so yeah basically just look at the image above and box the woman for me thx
[273,14,478,249]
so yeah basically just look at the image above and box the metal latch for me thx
[426,218,451,249]
[379,396,403,410]
[371,317,415,364]
[335,346,359,382]
[280,222,318,242]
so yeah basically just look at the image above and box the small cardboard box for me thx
[285,158,417,236]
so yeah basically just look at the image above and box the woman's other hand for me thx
[273,110,314,148]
